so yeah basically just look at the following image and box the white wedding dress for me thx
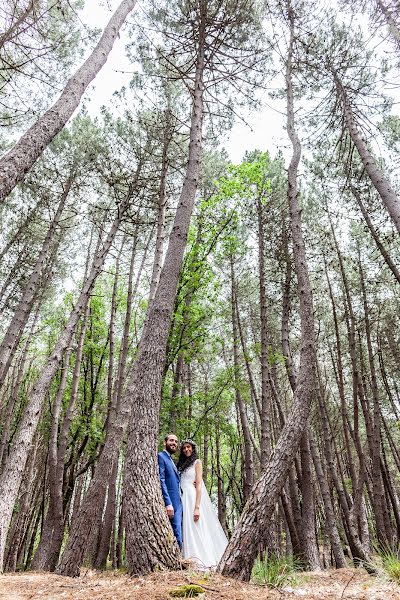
[181,460,228,569]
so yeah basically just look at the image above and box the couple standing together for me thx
[158,433,228,569]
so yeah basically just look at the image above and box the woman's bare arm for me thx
[194,460,202,522]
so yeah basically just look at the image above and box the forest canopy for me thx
[0,0,399,585]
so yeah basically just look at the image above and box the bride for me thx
[177,438,228,569]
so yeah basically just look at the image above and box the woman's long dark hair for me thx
[177,439,198,473]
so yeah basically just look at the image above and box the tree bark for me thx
[299,432,321,569]
[56,227,162,578]
[349,185,400,284]
[309,434,346,567]
[31,299,90,571]
[0,0,137,202]
[148,108,173,303]
[122,21,206,575]
[230,257,253,501]
[256,194,271,467]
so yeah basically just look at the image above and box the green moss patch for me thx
[169,583,205,597]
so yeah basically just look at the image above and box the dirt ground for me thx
[0,567,399,600]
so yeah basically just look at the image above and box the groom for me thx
[158,433,183,548]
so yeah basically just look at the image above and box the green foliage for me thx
[380,546,400,584]
[252,553,301,588]
[366,545,400,584]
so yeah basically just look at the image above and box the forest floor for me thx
[0,567,399,600]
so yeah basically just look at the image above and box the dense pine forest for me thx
[0,0,400,589]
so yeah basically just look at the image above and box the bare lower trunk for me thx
[93,459,118,569]
[299,432,321,569]
[309,434,346,567]
[31,348,72,570]
[0,0,137,202]
[56,224,160,578]
[4,434,42,571]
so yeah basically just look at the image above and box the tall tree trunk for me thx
[30,348,72,570]
[333,72,400,234]
[4,433,43,571]
[230,257,253,501]
[349,185,400,285]
[256,194,271,467]
[218,4,317,580]
[31,301,90,571]
[122,23,206,575]
[0,176,72,388]
[299,432,321,569]
[359,258,391,545]
[280,232,320,568]
[93,458,119,569]
[0,195,130,571]
[56,228,161,577]
[0,309,39,472]
[309,434,346,567]
[0,0,137,202]
[148,108,173,303]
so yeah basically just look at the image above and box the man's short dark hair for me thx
[165,433,177,442]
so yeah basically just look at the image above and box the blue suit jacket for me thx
[158,450,181,510]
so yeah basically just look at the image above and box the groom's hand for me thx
[166,505,174,519]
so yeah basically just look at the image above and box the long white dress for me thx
[181,460,228,569]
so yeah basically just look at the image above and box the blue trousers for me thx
[170,501,183,548]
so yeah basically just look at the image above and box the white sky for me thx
[78,0,400,167]
[79,1,288,164]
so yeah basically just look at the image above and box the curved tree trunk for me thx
[0,0,137,202]
[217,3,317,580]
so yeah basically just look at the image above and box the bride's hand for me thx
[193,507,200,522]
